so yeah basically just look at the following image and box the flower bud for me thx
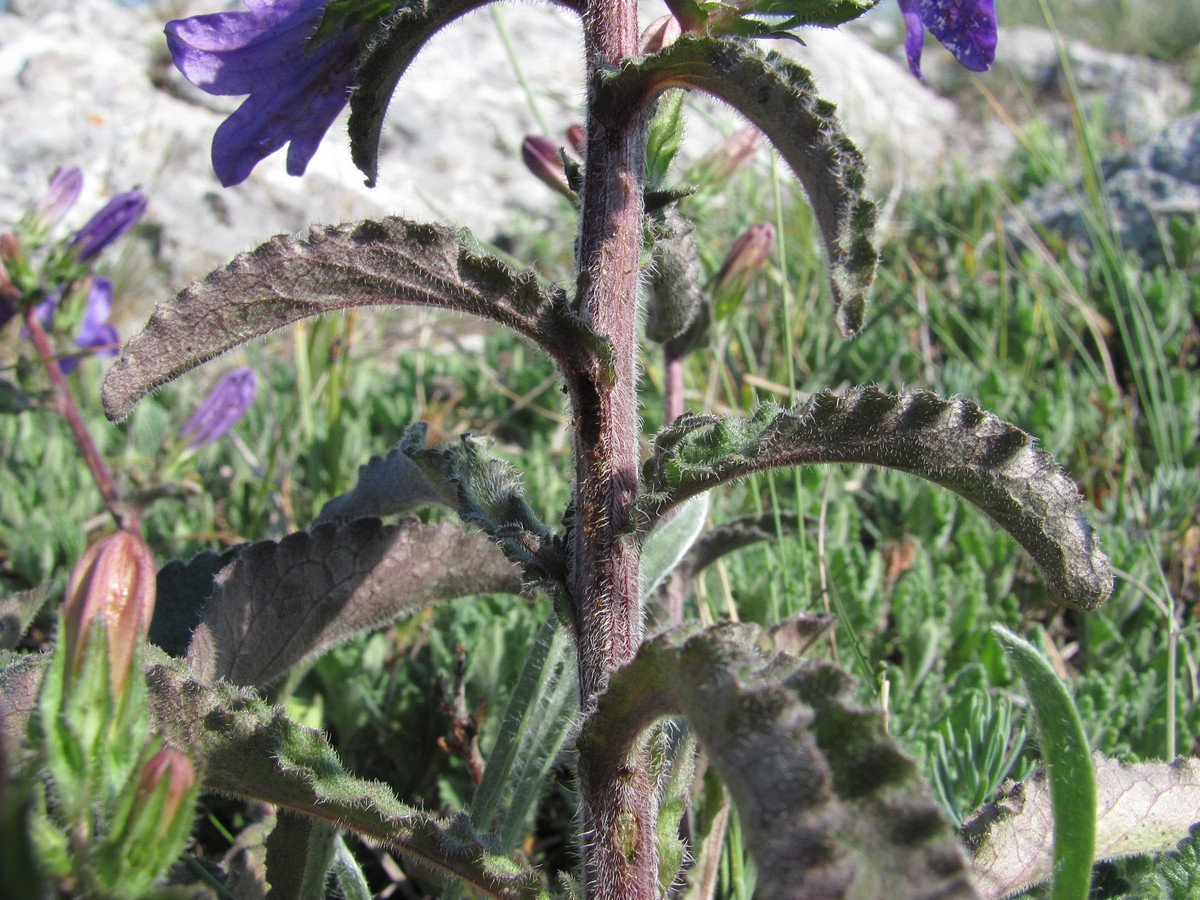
[712,223,776,319]
[640,15,681,54]
[69,189,147,263]
[696,125,763,183]
[646,209,704,344]
[521,135,575,199]
[566,124,586,157]
[663,0,706,34]
[61,530,157,697]
[30,167,83,232]
[180,366,257,448]
[132,749,197,838]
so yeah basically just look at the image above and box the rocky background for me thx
[1,0,1197,328]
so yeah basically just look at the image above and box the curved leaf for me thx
[144,657,549,900]
[577,619,980,898]
[102,218,603,420]
[400,424,570,595]
[314,444,445,526]
[349,0,525,186]
[596,36,877,335]
[964,753,1200,900]
[187,517,522,688]
[640,387,1113,611]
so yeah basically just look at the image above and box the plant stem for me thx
[23,307,126,529]
[572,1,658,897]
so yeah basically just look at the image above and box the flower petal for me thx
[897,0,927,78]
[916,0,997,73]
[166,0,360,186]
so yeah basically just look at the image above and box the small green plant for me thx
[2,1,1199,898]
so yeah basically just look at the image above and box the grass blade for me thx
[992,625,1095,900]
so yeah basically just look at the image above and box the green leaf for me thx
[646,90,687,189]
[640,493,709,601]
[597,36,878,336]
[349,0,498,186]
[965,754,1200,900]
[264,816,336,900]
[331,833,373,900]
[313,444,446,527]
[640,387,1113,611]
[401,424,570,595]
[990,626,1095,900]
[144,657,550,900]
[577,619,981,898]
[102,218,604,420]
[186,517,522,688]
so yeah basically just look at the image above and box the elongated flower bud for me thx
[133,749,197,837]
[180,366,257,447]
[30,167,83,232]
[696,125,763,184]
[640,15,681,54]
[712,222,776,320]
[521,136,574,199]
[566,124,586,157]
[61,530,157,696]
[70,189,147,263]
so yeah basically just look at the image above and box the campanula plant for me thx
[4,0,1200,898]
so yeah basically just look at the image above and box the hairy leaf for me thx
[144,656,549,900]
[102,218,604,420]
[991,625,1094,900]
[640,387,1113,611]
[314,444,445,527]
[963,754,1200,900]
[349,0,499,186]
[187,517,522,688]
[0,584,50,651]
[0,653,46,753]
[401,424,570,595]
[578,619,980,898]
[151,548,241,657]
[597,37,877,335]
[708,0,879,37]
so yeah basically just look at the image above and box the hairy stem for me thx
[23,307,126,529]
[571,1,657,898]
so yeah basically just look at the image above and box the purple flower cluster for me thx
[166,0,361,186]
[3,169,146,372]
[898,0,998,79]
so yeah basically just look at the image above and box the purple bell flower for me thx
[181,367,258,447]
[31,167,84,232]
[70,190,148,263]
[898,0,997,80]
[166,0,361,187]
